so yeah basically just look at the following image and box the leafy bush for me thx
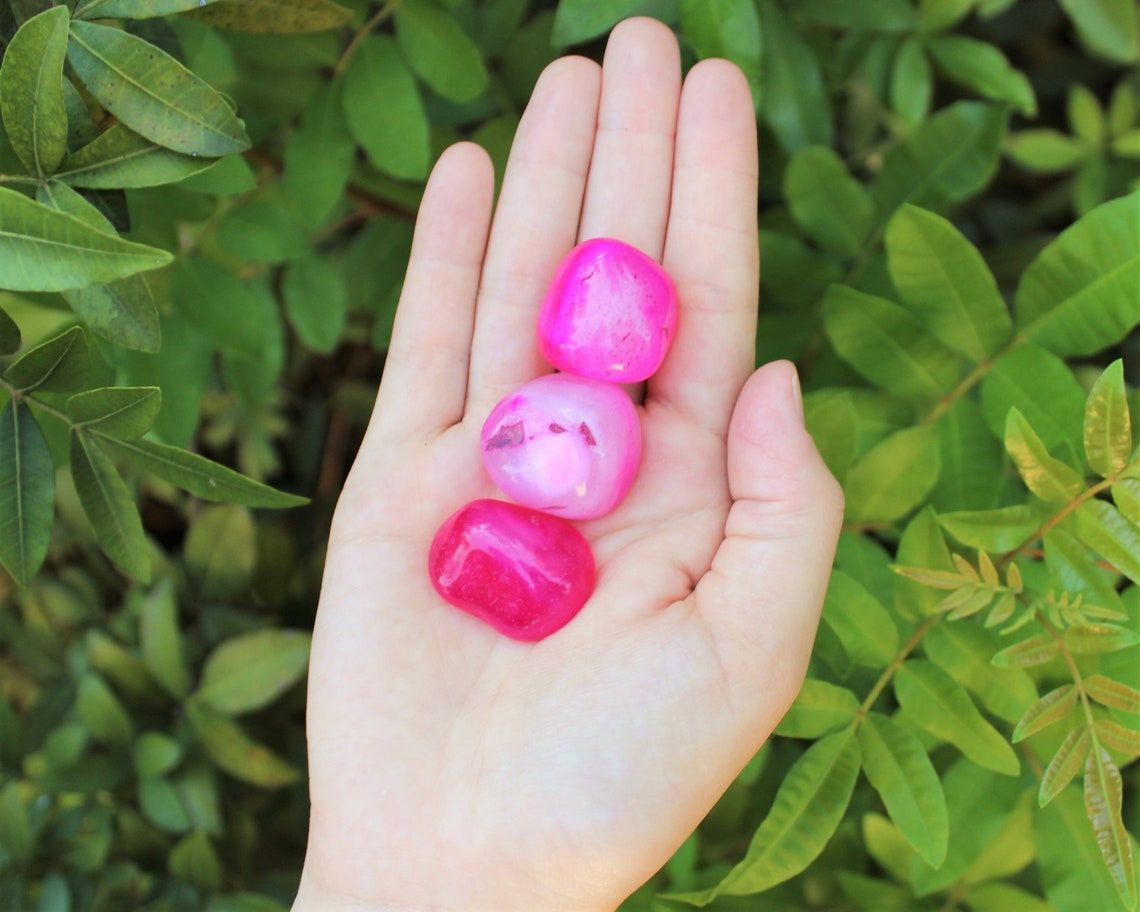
[0,0,1137,910]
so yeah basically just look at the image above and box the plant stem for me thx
[0,378,73,425]
[857,614,940,718]
[335,0,405,76]
[998,477,1114,567]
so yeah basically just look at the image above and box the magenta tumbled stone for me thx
[428,499,596,641]
[537,238,679,383]
[481,373,641,519]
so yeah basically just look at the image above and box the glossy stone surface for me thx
[481,373,641,519]
[537,238,678,383]
[428,499,596,641]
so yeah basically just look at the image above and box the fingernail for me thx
[790,366,804,425]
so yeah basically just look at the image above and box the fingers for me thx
[465,56,602,419]
[365,142,495,441]
[652,59,760,436]
[577,17,681,258]
[693,361,844,726]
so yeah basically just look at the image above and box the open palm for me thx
[295,19,843,912]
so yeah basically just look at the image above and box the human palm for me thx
[295,19,843,912]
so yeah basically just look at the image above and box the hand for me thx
[293,18,843,912]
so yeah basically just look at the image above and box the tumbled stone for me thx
[537,237,678,383]
[428,499,596,641]
[481,373,641,519]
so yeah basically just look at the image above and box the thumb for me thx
[695,359,844,727]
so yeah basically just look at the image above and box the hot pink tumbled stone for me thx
[428,499,596,641]
[481,373,641,519]
[537,238,679,383]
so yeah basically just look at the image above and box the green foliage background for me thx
[1,0,1138,910]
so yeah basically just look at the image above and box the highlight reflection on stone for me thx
[428,499,596,641]
[537,237,678,383]
[481,373,641,519]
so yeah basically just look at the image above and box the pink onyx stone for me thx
[428,499,596,641]
[537,238,679,383]
[481,373,641,519]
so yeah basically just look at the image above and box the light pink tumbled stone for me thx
[428,499,596,641]
[537,238,679,383]
[481,373,641,519]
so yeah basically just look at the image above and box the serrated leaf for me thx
[844,425,943,526]
[993,632,1061,668]
[885,204,1012,360]
[104,437,307,508]
[56,124,214,189]
[895,659,1020,774]
[1013,684,1078,742]
[395,0,489,103]
[1085,360,1132,479]
[75,0,224,17]
[822,569,899,667]
[1064,624,1140,654]
[1084,674,1140,713]
[67,21,250,156]
[1084,745,1136,907]
[755,0,832,152]
[68,387,160,440]
[0,400,54,586]
[679,0,763,111]
[3,326,89,393]
[282,81,354,229]
[1075,499,1140,585]
[1057,0,1139,63]
[668,729,861,904]
[1039,725,1091,804]
[1004,408,1086,505]
[857,713,948,867]
[343,35,429,181]
[785,147,873,258]
[774,678,861,739]
[1015,192,1140,357]
[0,186,172,291]
[938,505,1043,552]
[926,35,1036,115]
[70,431,150,581]
[76,673,134,746]
[140,579,190,700]
[195,630,311,715]
[186,701,300,787]
[0,7,70,176]
[186,0,353,32]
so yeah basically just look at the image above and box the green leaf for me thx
[186,701,301,787]
[992,632,1061,668]
[870,102,1006,224]
[66,21,251,157]
[0,400,54,586]
[206,896,290,912]
[75,0,225,17]
[0,782,34,859]
[551,0,675,46]
[0,308,20,355]
[133,731,182,778]
[938,505,1043,552]
[1068,84,1106,145]
[1084,674,1140,713]
[139,579,190,700]
[1074,499,1140,585]
[1040,725,1091,804]
[3,326,89,393]
[282,81,354,229]
[797,0,914,31]
[1012,684,1078,742]
[185,0,353,32]
[964,883,1053,912]
[76,673,135,746]
[823,286,961,403]
[755,0,832,152]
[891,37,933,127]
[785,147,874,258]
[0,7,70,176]
[926,35,1036,115]
[282,254,347,354]
[822,569,899,667]
[56,124,214,189]
[343,36,430,181]
[894,659,1020,774]
[184,504,256,600]
[1056,0,1139,63]
[1004,408,1086,505]
[960,790,1037,887]
[70,431,150,581]
[168,829,222,891]
[68,387,161,440]
[922,622,1039,724]
[803,391,858,485]
[1015,192,1140,357]
[774,678,860,739]
[395,0,489,103]
[1005,129,1090,174]
[1064,624,1140,655]
[169,258,279,359]
[1096,720,1140,755]
[195,629,311,716]
[139,775,191,834]
[857,713,949,867]
[917,0,975,31]
[87,630,160,705]
[679,0,762,111]
[104,437,307,508]
[669,729,861,904]
[1084,746,1135,908]
[844,425,943,526]
[885,204,1012,360]
[1085,360,1132,479]
[1114,477,1140,524]
[0,187,172,291]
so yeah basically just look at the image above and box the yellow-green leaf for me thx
[1004,408,1086,505]
[844,425,943,525]
[76,0,225,17]
[822,569,899,667]
[168,829,222,891]
[1075,499,1140,585]
[774,678,860,739]
[1039,725,1091,805]
[1012,684,1078,742]
[140,579,190,700]
[186,0,353,33]
[1084,674,1140,713]
[195,629,311,716]
[77,673,135,746]
[1085,359,1132,479]
[1064,623,1140,655]
[1095,720,1140,756]
[0,7,70,176]
[992,632,1061,668]
[1084,745,1136,907]
[186,701,300,788]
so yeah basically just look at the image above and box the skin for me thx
[293,18,844,912]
